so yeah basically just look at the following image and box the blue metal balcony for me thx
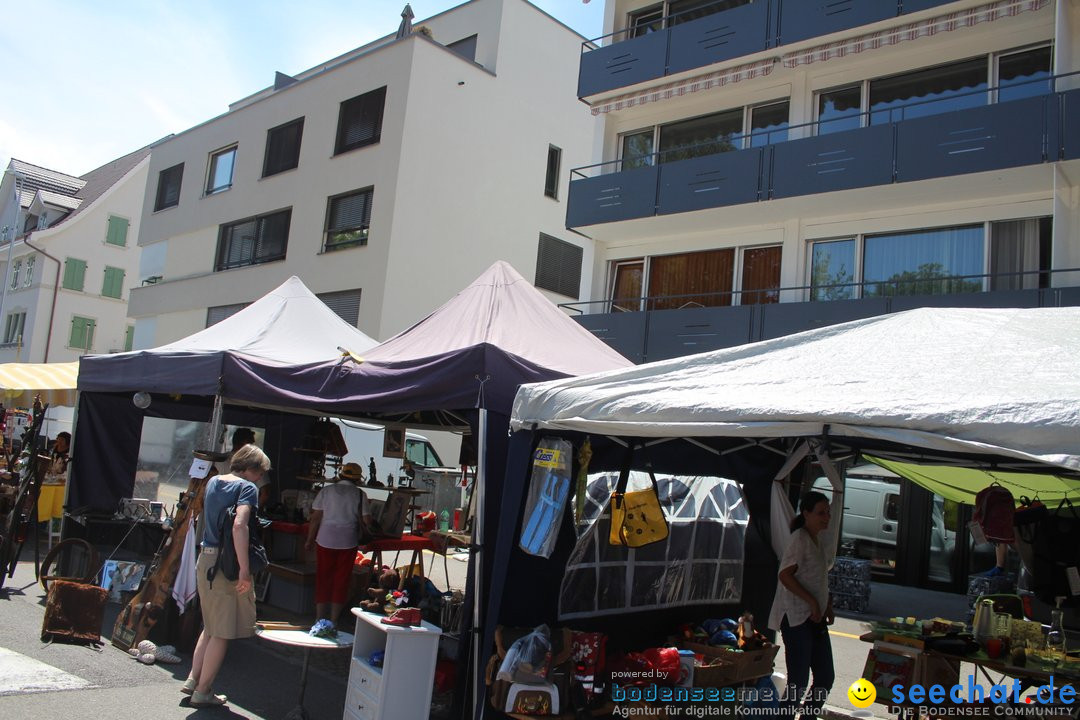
[567,83,1074,229]
[561,271,1080,364]
[578,0,960,98]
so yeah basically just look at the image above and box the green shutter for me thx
[124,325,134,352]
[102,266,125,299]
[62,258,87,291]
[106,216,129,246]
[69,316,95,351]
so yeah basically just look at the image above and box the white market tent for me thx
[511,306,1080,475]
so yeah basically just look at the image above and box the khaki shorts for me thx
[196,549,256,640]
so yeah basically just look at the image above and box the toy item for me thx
[359,566,400,612]
[506,682,559,715]
[519,439,572,558]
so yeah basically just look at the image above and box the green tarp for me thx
[865,455,1080,505]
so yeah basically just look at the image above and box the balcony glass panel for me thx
[862,225,983,297]
[998,47,1053,103]
[869,59,987,125]
[659,109,742,163]
[817,86,862,135]
[621,130,655,170]
[810,239,856,301]
[750,101,789,147]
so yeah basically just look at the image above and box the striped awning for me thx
[0,362,79,407]
[590,58,777,115]
[782,0,1050,68]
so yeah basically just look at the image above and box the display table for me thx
[255,627,354,720]
[360,535,434,587]
[346,608,441,720]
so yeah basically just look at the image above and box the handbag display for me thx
[608,446,668,548]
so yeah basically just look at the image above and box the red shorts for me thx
[315,544,357,605]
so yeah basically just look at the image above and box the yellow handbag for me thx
[609,465,668,548]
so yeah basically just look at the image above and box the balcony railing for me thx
[567,74,1080,228]
[559,268,1080,363]
[579,0,959,97]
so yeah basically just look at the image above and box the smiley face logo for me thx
[848,678,876,708]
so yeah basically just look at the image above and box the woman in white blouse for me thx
[769,490,839,719]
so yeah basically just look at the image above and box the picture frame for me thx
[383,426,405,459]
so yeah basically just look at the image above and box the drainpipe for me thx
[23,236,59,363]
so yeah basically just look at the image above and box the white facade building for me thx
[568,0,1080,363]
[0,149,149,363]
[130,0,599,347]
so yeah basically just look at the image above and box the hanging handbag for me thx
[608,446,668,548]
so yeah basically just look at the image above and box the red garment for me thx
[315,544,357,604]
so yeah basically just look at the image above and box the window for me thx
[740,246,782,305]
[124,326,135,352]
[324,189,373,251]
[316,289,362,327]
[659,109,742,163]
[62,258,87,291]
[610,260,644,312]
[544,145,561,199]
[749,102,789,147]
[816,85,862,135]
[997,46,1053,102]
[206,146,237,195]
[620,129,655,170]
[69,315,96,352]
[215,209,291,271]
[102,266,125,299]
[106,215,129,246]
[10,259,20,290]
[206,303,248,327]
[263,118,304,177]
[535,234,583,298]
[3,312,25,344]
[808,218,1052,300]
[23,256,34,287]
[335,86,387,155]
[154,163,184,211]
[627,1,750,37]
[648,249,735,310]
[447,35,478,62]
[869,58,986,126]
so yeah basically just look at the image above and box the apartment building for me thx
[0,149,149,363]
[569,0,1079,364]
[567,0,1079,594]
[129,0,597,347]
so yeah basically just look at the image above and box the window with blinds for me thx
[106,215,129,246]
[63,258,87,291]
[316,289,362,327]
[263,117,304,177]
[102,266,125,299]
[325,188,373,251]
[206,303,248,327]
[335,86,386,155]
[215,209,291,271]
[154,163,184,211]
[535,234,583,299]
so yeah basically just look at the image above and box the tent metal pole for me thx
[472,407,486,720]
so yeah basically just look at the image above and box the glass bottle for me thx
[1045,597,1067,664]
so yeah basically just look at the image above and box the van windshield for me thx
[406,439,443,468]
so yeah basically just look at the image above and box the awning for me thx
[590,58,776,115]
[782,0,1049,68]
[866,455,1080,506]
[0,362,79,407]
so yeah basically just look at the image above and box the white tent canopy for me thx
[511,307,1080,472]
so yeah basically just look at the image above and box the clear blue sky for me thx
[1,0,603,177]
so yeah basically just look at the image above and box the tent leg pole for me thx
[471,408,486,720]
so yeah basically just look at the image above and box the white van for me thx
[332,419,445,487]
[813,464,954,574]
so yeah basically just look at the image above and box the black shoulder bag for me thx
[208,502,269,587]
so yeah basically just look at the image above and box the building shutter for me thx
[336,87,386,153]
[124,325,135,352]
[106,215,129,246]
[63,259,87,291]
[102,266,125,299]
[316,289,362,327]
[329,191,372,232]
[535,234,583,298]
[69,316,95,351]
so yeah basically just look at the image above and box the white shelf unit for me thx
[345,608,442,720]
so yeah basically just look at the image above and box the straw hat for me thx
[340,463,365,482]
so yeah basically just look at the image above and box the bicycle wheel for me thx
[39,538,99,593]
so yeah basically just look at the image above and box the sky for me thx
[0,0,603,178]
